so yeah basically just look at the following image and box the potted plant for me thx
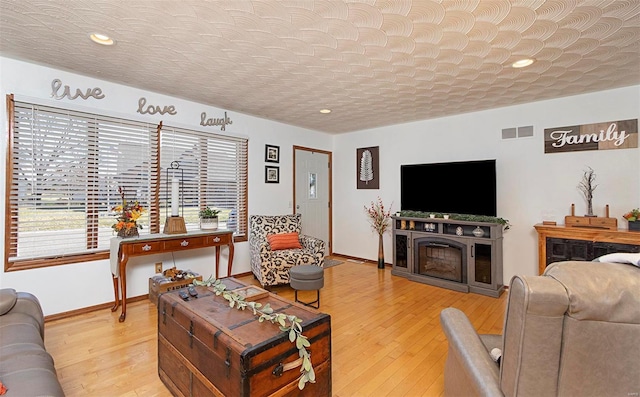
[623,208,640,232]
[199,206,221,230]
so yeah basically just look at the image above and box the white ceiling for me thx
[1,0,639,134]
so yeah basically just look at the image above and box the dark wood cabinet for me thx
[535,224,640,274]
[546,237,591,264]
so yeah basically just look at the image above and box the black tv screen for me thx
[400,159,497,216]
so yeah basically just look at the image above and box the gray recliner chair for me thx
[440,260,640,397]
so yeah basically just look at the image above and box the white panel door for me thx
[294,148,330,253]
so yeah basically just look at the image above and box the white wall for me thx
[0,57,332,315]
[1,56,638,315]
[332,85,640,283]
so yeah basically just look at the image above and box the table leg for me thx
[215,246,221,279]
[118,256,129,322]
[111,275,120,312]
[227,238,235,277]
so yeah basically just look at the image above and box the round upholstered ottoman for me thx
[289,265,324,308]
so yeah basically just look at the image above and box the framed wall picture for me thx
[356,146,379,189]
[265,165,280,183]
[265,144,280,163]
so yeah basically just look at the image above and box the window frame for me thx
[5,94,248,272]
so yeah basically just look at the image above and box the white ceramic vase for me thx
[200,217,218,230]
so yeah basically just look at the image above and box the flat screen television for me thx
[400,159,497,216]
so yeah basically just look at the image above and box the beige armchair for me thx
[249,214,325,287]
[440,260,640,397]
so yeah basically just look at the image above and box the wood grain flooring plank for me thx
[44,259,507,396]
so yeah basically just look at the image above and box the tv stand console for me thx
[392,216,504,297]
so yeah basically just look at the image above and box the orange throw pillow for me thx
[267,232,302,250]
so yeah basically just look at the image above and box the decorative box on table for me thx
[148,272,202,306]
[157,277,332,397]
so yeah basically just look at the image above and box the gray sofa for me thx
[440,260,640,397]
[0,288,65,396]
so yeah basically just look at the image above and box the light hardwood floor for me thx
[44,259,507,397]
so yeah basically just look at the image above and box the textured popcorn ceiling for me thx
[0,0,639,134]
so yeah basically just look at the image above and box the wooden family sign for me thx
[544,119,638,153]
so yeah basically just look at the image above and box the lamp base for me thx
[163,216,187,234]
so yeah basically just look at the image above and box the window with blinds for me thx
[6,95,248,271]
[159,125,248,235]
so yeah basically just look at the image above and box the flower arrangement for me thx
[364,197,393,235]
[623,208,640,222]
[112,186,146,238]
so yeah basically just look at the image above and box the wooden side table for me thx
[110,230,234,322]
[534,224,639,274]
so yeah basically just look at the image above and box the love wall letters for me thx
[544,119,638,153]
[137,97,177,115]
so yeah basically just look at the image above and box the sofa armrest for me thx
[440,307,502,397]
[300,234,325,255]
[0,288,18,315]
[0,289,45,339]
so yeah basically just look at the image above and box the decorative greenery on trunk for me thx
[192,277,315,390]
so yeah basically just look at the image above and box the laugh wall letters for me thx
[544,119,638,153]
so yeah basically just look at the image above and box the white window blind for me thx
[160,125,248,236]
[6,96,247,271]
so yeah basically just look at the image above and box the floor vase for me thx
[377,234,385,269]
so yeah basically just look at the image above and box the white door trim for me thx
[293,145,332,255]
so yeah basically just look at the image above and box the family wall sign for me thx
[48,78,232,131]
[544,119,638,153]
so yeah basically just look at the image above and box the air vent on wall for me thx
[501,128,516,139]
[502,126,533,139]
[518,126,533,137]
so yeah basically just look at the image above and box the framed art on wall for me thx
[265,144,280,163]
[265,165,280,183]
[356,146,379,189]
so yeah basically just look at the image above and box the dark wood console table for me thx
[110,230,234,322]
[534,224,640,275]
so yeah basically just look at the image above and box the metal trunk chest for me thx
[157,278,331,397]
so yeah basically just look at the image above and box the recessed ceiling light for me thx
[90,33,115,46]
[319,109,331,114]
[512,58,534,68]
